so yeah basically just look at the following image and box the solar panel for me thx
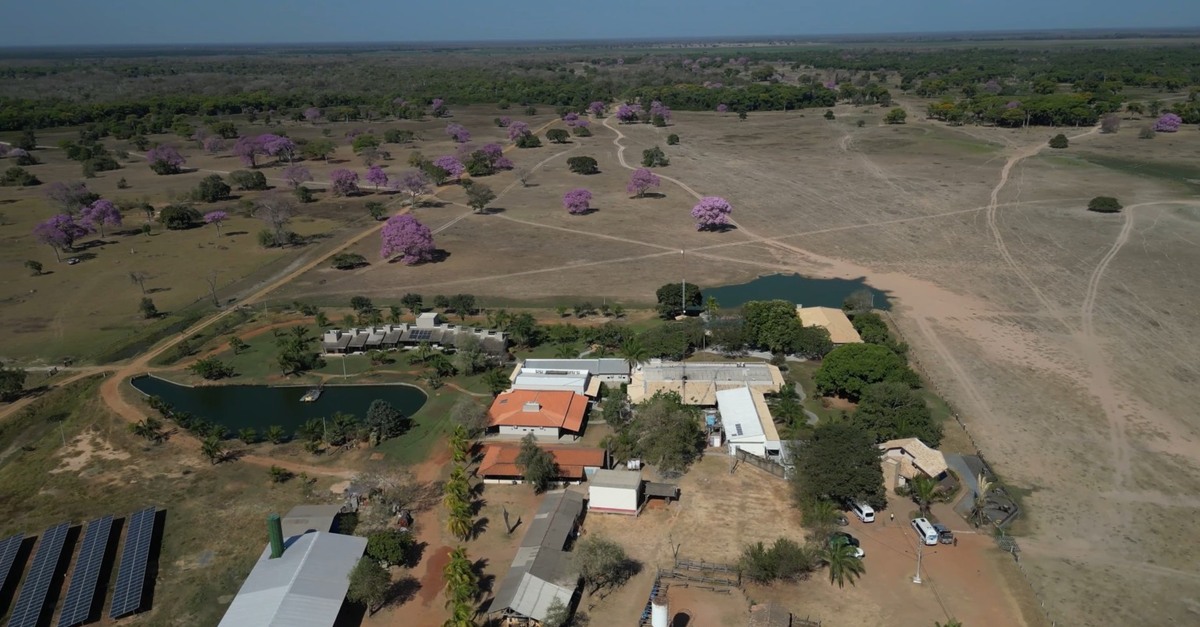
[7,522,69,627]
[0,534,23,593]
[734,424,744,436]
[57,515,113,627]
[410,329,432,341]
[109,507,155,619]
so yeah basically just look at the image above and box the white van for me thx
[911,517,939,546]
[850,501,875,523]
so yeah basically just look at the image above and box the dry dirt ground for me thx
[581,455,1033,627]
[280,103,1200,625]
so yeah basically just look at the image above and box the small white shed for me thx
[588,469,642,516]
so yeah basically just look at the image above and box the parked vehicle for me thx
[829,532,865,558]
[911,517,939,546]
[67,257,80,265]
[933,523,954,545]
[850,501,875,523]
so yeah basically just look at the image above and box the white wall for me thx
[497,426,560,438]
[589,486,638,514]
[728,441,767,458]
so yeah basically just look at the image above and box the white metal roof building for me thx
[511,368,593,396]
[217,532,367,627]
[521,358,631,382]
[716,387,782,459]
[588,469,643,516]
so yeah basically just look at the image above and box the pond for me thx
[704,273,890,311]
[129,375,428,434]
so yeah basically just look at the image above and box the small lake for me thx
[130,376,428,434]
[704,273,890,310]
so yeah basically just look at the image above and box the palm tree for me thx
[129,417,164,443]
[265,425,287,444]
[201,435,225,465]
[237,427,258,445]
[447,501,474,541]
[821,540,865,588]
[449,426,470,462]
[911,475,939,517]
[968,474,994,528]
[805,498,840,534]
[554,343,578,359]
[619,336,648,371]
[411,341,433,364]
[442,601,476,627]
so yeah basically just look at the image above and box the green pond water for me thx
[705,273,890,310]
[130,376,427,433]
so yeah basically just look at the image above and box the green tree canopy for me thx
[574,535,639,594]
[655,282,702,318]
[851,382,942,446]
[516,433,559,493]
[365,529,415,567]
[366,399,409,441]
[347,557,391,615]
[814,343,917,401]
[791,421,886,509]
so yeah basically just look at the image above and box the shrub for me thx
[294,186,314,203]
[567,156,599,175]
[824,110,835,120]
[641,146,669,167]
[666,134,680,145]
[1,166,40,187]
[573,126,592,137]
[515,133,542,148]
[1048,133,1069,149]
[230,170,269,191]
[546,129,570,144]
[157,204,202,229]
[1087,196,1123,213]
[331,252,368,269]
[884,108,907,124]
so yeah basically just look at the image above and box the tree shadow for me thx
[481,206,506,215]
[469,497,488,517]
[569,208,599,216]
[641,192,666,199]
[225,231,249,236]
[67,252,98,262]
[388,576,421,606]
[417,199,445,208]
[404,541,427,569]
[471,558,495,596]
[146,287,171,294]
[471,517,489,540]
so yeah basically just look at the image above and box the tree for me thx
[303,138,337,161]
[884,108,908,124]
[157,204,202,230]
[815,343,917,400]
[229,336,248,354]
[515,433,559,493]
[464,182,496,214]
[394,170,430,205]
[33,214,90,260]
[366,529,415,567]
[641,146,669,167]
[625,391,704,476]
[380,214,436,264]
[442,545,478,606]
[542,597,572,627]
[655,282,701,318]
[1,166,40,187]
[691,196,732,231]
[365,201,387,221]
[483,369,509,396]
[347,557,391,616]
[1048,133,1069,149]
[626,168,661,198]
[450,397,490,437]
[129,416,164,443]
[276,325,323,375]
[742,300,801,353]
[1087,196,1122,213]
[366,165,389,191]
[331,252,367,269]
[238,427,258,444]
[792,421,886,509]
[667,133,680,145]
[449,294,476,319]
[562,188,592,214]
[433,156,466,182]
[446,499,474,541]
[968,473,995,528]
[193,174,231,203]
[853,382,942,446]
[281,165,313,188]
[255,193,295,247]
[619,336,649,371]
[190,357,235,380]
[935,620,964,627]
[0,364,28,402]
[146,144,185,174]
[44,181,99,213]
[352,134,381,154]
[16,129,37,151]
[824,110,835,120]
[546,128,570,143]
[265,425,287,444]
[1154,112,1182,132]
[821,539,865,588]
[566,156,599,174]
[366,399,409,441]
[330,169,360,196]
[24,260,42,276]
[139,297,159,319]
[575,535,638,594]
[740,538,818,584]
[201,435,226,464]
[911,475,939,517]
[229,169,269,191]
[1100,113,1121,134]
[200,210,228,237]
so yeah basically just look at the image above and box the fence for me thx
[733,448,788,480]
[882,311,1057,627]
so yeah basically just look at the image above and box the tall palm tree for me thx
[911,475,939,517]
[201,435,225,465]
[443,546,477,601]
[805,498,840,534]
[554,343,578,359]
[447,501,474,541]
[968,474,994,528]
[412,341,433,364]
[619,336,648,371]
[441,601,476,627]
[821,540,865,588]
[449,427,470,463]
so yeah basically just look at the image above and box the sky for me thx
[4,0,1200,47]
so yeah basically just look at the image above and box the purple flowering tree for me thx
[691,196,733,231]
[588,101,606,117]
[393,170,430,205]
[33,214,90,261]
[203,137,225,154]
[445,123,471,143]
[146,145,185,175]
[204,210,228,237]
[433,156,465,182]
[232,136,263,168]
[366,165,389,191]
[627,168,662,198]
[430,98,448,118]
[304,107,322,123]
[507,121,531,142]
[380,214,436,264]
[562,112,580,127]
[563,188,593,215]
[616,104,642,123]
[649,101,672,123]
[261,134,297,164]
[1154,113,1182,133]
[497,116,512,128]
[494,156,514,170]
[481,143,504,162]
[716,103,729,114]
[281,165,313,188]
[330,169,360,197]
[80,199,122,237]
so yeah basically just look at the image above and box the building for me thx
[795,306,863,345]
[487,389,590,440]
[520,358,631,383]
[490,490,585,625]
[511,367,595,396]
[321,317,508,356]
[479,443,608,485]
[280,504,344,540]
[879,437,949,490]
[628,360,784,406]
[587,469,643,515]
[716,387,783,459]
[218,526,367,627]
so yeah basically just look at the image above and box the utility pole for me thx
[912,541,924,584]
[680,249,686,316]
[342,356,347,379]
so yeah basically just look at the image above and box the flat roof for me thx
[218,532,367,627]
[589,469,642,490]
[717,387,765,440]
[523,358,630,376]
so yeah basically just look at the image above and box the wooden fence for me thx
[734,448,788,480]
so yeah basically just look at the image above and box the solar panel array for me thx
[56,515,113,627]
[410,329,433,341]
[7,522,69,627]
[0,534,23,593]
[109,507,155,619]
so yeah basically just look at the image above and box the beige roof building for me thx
[880,437,949,480]
[628,360,784,405]
[795,306,863,345]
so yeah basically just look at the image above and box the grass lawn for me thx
[0,378,324,626]
[374,380,477,465]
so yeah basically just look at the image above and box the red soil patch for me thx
[418,545,451,606]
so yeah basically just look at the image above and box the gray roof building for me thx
[217,531,367,627]
[280,504,344,541]
[490,490,584,622]
[522,358,630,378]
